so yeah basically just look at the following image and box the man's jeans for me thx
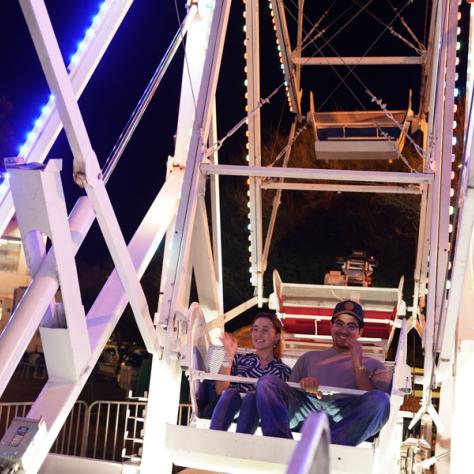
[209,388,259,434]
[244,375,390,446]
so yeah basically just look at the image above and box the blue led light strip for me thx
[17,1,112,157]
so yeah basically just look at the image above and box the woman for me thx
[209,312,291,433]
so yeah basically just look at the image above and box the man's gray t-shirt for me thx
[289,348,392,394]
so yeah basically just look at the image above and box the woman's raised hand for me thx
[220,332,238,358]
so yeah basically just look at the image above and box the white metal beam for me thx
[144,3,231,473]
[437,79,474,376]
[412,0,459,433]
[159,0,231,329]
[292,56,424,66]
[295,0,304,91]
[0,197,92,399]
[411,184,430,322]
[261,122,296,273]
[0,0,133,236]
[8,160,91,382]
[158,3,223,324]
[201,163,433,184]
[432,0,460,354]
[20,0,160,354]
[209,103,224,313]
[21,172,180,472]
[261,181,422,194]
[246,0,263,303]
[172,4,211,167]
[270,0,301,115]
[192,197,221,323]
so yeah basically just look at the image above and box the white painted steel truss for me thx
[0,0,472,473]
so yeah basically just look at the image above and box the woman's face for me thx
[250,317,280,353]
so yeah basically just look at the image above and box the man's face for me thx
[330,313,363,350]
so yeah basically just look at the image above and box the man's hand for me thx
[299,377,322,399]
[346,337,364,371]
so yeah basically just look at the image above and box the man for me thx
[255,299,391,446]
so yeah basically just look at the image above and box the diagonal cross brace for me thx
[20,0,162,353]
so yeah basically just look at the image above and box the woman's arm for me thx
[215,333,238,394]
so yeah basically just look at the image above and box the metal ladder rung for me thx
[124,436,144,443]
[126,415,146,422]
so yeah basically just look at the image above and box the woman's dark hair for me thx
[251,312,284,360]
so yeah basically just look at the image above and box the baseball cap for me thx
[332,300,364,327]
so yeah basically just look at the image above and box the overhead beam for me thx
[201,163,433,184]
[261,182,423,194]
[292,56,424,66]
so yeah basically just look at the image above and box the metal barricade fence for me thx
[84,400,143,461]
[0,401,192,462]
[0,401,88,457]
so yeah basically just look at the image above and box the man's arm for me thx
[346,338,377,391]
[289,356,305,382]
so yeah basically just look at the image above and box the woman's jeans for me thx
[209,388,259,434]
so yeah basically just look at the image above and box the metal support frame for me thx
[432,0,460,354]
[26,171,180,473]
[158,1,222,325]
[246,0,264,303]
[201,163,433,184]
[415,0,459,429]
[3,0,472,472]
[262,122,297,272]
[419,0,441,131]
[0,197,93,399]
[143,3,232,473]
[411,184,430,323]
[292,56,424,66]
[270,0,301,115]
[20,0,160,354]
[261,181,422,194]
[159,0,231,330]
[437,62,474,380]
[191,197,221,322]
[295,0,304,92]
[7,160,91,382]
[0,0,133,237]
[209,102,224,314]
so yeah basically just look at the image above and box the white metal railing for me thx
[0,401,192,462]
[286,412,330,474]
